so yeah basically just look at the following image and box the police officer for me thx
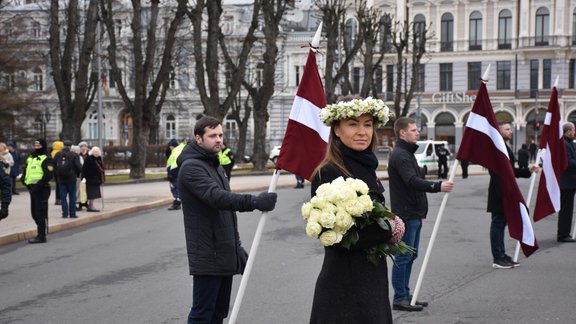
[218,142,235,179]
[166,139,186,210]
[21,139,55,244]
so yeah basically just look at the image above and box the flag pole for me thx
[411,158,459,306]
[229,169,281,324]
[513,149,542,262]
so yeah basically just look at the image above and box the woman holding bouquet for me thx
[309,96,398,323]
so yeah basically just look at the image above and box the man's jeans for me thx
[392,218,422,303]
[59,181,77,217]
[490,212,507,259]
[188,275,233,324]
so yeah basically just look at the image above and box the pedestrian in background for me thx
[218,142,235,179]
[51,140,64,205]
[294,174,305,189]
[389,117,454,311]
[460,159,470,179]
[21,139,54,243]
[8,143,21,195]
[78,141,89,161]
[517,144,530,169]
[81,146,105,212]
[488,122,539,268]
[557,122,576,243]
[436,145,449,179]
[54,140,82,218]
[166,139,186,211]
[177,116,277,324]
[0,143,13,220]
[529,138,538,163]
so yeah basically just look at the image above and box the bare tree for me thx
[186,0,259,120]
[48,0,99,142]
[390,17,431,117]
[239,0,287,171]
[316,0,364,104]
[100,0,187,178]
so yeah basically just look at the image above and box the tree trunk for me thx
[129,117,150,178]
[252,106,268,171]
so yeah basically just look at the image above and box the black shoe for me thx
[504,255,520,267]
[28,237,47,244]
[408,295,429,307]
[392,300,423,312]
[62,215,68,218]
[12,191,19,195]
[167,200,181,211]
[86,208,100,212]
[557,236,576,243]
[55,200,61,206]
[492,257,514,269]
[0,209,8,220]
[70,215,78,219]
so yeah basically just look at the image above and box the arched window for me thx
[344,18,357,51]
[165,114,176,139]
[435,112,455,144]
[498,10,512,49]
[469,11,482,50]
[441,13,453,52]
[88,110,106,140]
[535,7,549,46]
[414,14,426,51]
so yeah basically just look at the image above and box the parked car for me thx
[414,140,451,175]
[269,145,281,163]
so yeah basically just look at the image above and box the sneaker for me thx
[492,257,514,269]
[504,255,520,267]
[392,299,423,312]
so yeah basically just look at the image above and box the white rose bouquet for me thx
[302,176,415,265]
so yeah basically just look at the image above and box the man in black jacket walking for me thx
[388,117,454,312]
[177,116,277,324]
[557,122,576,243]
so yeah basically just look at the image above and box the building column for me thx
[427,122,436,140]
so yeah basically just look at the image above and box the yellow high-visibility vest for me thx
[24,155,47,185]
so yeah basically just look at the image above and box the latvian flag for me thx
[534,85,567,221]
[275,48,330,180]
[457,81,538,257]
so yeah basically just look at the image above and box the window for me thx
[498,10,512,49]
[295,65,305,87]
[379,15,392,53]
[496,61,511,90]
[386,64,394,99]
[31,21,40,38]
[254,63,264,88]
[374,65,383,93]
[5,73,15,91]
[440,63,453,91]
[573,9,576,45]
[468,62,482,90]
[530,59,539,98]
[535,8,549,46]
[88,111,106,140]
[570,59,575,89]
[344,18,357,51]
[224,118,237,139]
[414,14,426,53]
[543,59,551,89]
[353,67,361,94]
[440,13,453,52]
[33,69,43,91]
[165,115,176,139]
[469,11,482,50]
[415,63,425,92]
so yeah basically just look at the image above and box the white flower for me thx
[319,230,343,246]
[320,97,394,127]
[334,209,354,232]
[346,178,369,195]
[358,195,374,212]
[306,221,323,238]
[344,198,368,217]
[310,195,328,209]
[319,210,336,229]
[301,202,313,219]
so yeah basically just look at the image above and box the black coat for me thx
[388,139,442,219]
[309,150,393,324]
[54,149,82,183]
[177,142,256,276]
[560,136,576,189]
[517,148,530,168]
[81,155,104,186]
[487,144,531,213]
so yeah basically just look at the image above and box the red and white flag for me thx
[534,86,568,221]
[457,82,538,256]
[275,49,329,180]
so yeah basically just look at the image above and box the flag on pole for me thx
[457,81,538,257]
[533,86,567,221]
[275,48,329,180]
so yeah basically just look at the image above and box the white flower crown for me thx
[319,97,393,127]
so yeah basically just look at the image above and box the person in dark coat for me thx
[488,122,538,268]
[81,146,104,212]
[557,122,576,242]
[54,140,82,218]
[436,145,449,179]
[528,138,538,162]
[460,159,470,179]
[309,96,397,323]
[517,144,530,168]
[177,116,277,324]
[389,117,454,311]
[8,143,21,195]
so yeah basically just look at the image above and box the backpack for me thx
[56,151,75,178]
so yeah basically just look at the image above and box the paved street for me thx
[1,174,575,323]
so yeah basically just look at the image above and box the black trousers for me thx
[188,275,233,324]
[29,185,51,238]
[558,189,575,239]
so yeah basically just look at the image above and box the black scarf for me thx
[340,144,384,202]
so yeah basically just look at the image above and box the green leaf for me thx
[376,218,390,231]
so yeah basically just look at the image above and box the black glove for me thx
[252,192,277,211]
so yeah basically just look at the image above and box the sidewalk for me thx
[0,164,486,246]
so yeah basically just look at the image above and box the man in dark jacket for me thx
[488,122,539,268]
[177,116,277,324]
[557,122,576,243]
[388,117,454,312]
[54,140,82,218]
[436,145,449,179]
